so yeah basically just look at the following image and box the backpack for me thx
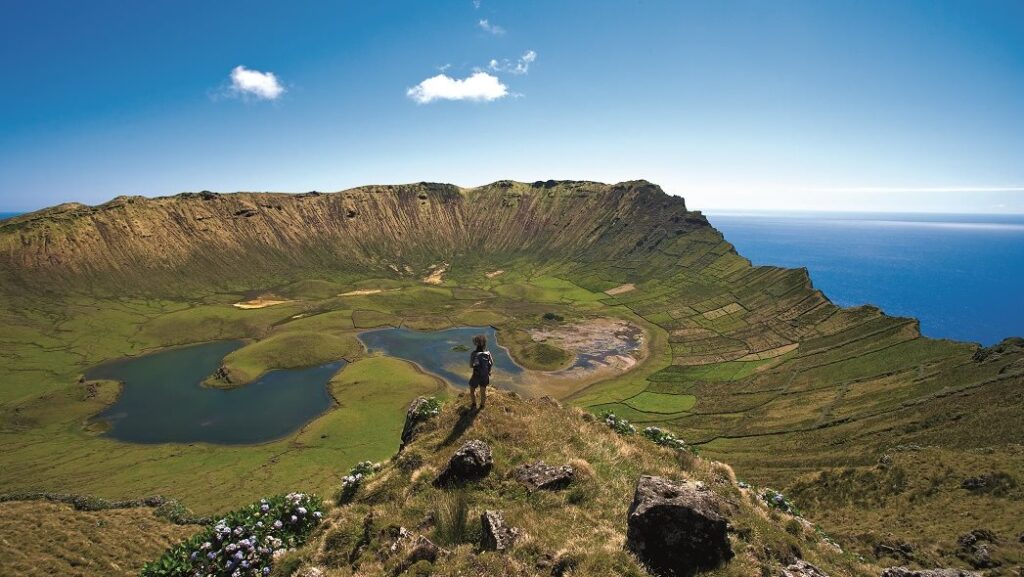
[473,350,493,377]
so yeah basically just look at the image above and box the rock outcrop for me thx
[406,535,440,565]
[433,440,493,487]
[880,568,981,577]
[399,396,432,451]
[781,560,830,577]
[955,529,1000,569]
[511,461,575,491]
[625,475,733,577]
[480,510,519,552]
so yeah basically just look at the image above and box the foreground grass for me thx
[278,391,870,577]
[0,500,200,577]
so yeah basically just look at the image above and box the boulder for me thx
[399,396,432,451]
[956,529,1000,569]
[781,560,830,577]
[433,440,493,487]
[511,461,575,491]
[407,535,440,564]
[880,568,981,577]
[625,475,733,577]
[480,510,520,551]
[874,539,915,563]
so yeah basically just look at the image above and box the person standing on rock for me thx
[469,334,493,409]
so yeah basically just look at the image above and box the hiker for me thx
[469,334,493,408]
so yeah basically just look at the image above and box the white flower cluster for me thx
[338,461,382,503]
[642,426,689,451]
[602,411,637,435]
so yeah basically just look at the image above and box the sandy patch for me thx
[233,298,291,310]
[529,318,643,359]
[604,283,636,296]
[516,317,647,398]
[423,263,448,285]
[339,288,399,296]
[485,270,505,278]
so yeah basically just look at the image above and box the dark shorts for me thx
[469,374,489,388]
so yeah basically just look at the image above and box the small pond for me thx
[358,326,523,388]
[88,340,343,445]
[357,322,644,394]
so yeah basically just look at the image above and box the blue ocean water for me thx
[0,212,20,221]
[706,211,1024,346]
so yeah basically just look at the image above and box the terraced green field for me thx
[1,180,1021,567]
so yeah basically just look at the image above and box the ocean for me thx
[706,211,1024,346]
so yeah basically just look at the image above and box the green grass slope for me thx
[195,391,874,577]
[0,180,1021,571]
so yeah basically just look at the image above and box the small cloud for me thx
[228,66,285,100]
[478,19,505,35]
[488,50,537,75]
[473,0,481,8]
[407,71,508,104]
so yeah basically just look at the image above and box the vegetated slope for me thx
[0,497,200,577]
[170,391,870,577]
[1,180,1022,569]
[0,180,704,295]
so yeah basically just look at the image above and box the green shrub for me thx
[336,461,381,504]
[599,411,636,435]
[760,488,800,516]
[410,397,442,421]
[140,492,323,577]
[641,426,698,454]
[784,518,803,535]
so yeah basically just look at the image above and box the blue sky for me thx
[2,0,1024,213]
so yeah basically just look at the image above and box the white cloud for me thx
[478,19,505,35]
[473,0,481,8]
[488,50,537,75]
[229,66,285,100]
[407,71,508,104]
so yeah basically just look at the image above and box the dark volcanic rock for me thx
[972,337,1024,363]
[960,472,1016,495]
[480,510,519,551]
[956,529,1000,569]
[625,475,733,577]
[880,567,981,577]
[434,440,493,487]
[511,461,575,491]
[874,539,915,562]
[781,560,830,577]
[407,535,440,564]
